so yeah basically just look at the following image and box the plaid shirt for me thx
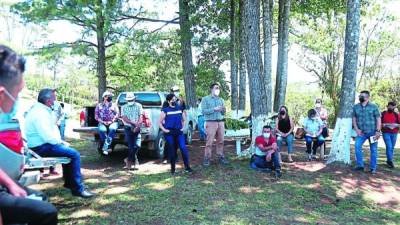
[121,102,143,127]
[353,102,380,134]
[201,95,225,121]
[95,102,119,122]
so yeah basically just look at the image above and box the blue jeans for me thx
[355,132,378,170]
[198,115,206,141]
[124,126,140,162]
[32,143,84,193]
[277,134,294,154]
[98,122,118,143]
[164,130,190,172]
[250,153,281,171]
[305,135,325,155]
[382,132,397,162]
[59,123,66,141]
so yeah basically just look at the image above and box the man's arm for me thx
[0,169,27,197]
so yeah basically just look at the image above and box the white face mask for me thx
[263,132,271,139]
[315,103,321,108]
[128,101,134,106]
[214,89,220,96]
[174,92,180,98]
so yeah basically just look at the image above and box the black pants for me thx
[0,186,58,225]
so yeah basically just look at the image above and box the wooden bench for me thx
[291,137,332,160]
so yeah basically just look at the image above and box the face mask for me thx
[214,89,220,96]
[388,108,394,113]
[174,92,180,98]
[280,111,286,116]
[107,96,112,102]
[359,96,365,103]
[0,89,19,123]
[315,103,321,108]
[128,101,134,106]
[171,101,176,107]
[263,132,271,139]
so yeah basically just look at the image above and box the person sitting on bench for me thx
[303,109,325,161]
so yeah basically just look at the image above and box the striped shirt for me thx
[121,102,143,127]
[201,95,225,121]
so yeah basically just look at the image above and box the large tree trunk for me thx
[95,0,107,102]
[179,0,197,108]
[238,0,247,118]
[243,0,268,153]
[327,0,361,164]
[273,0,290,112]
[263,0,274,114]
[230,0,239,118]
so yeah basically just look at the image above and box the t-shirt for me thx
[162,105,184,130]
[254,135,276,156]
[381,111,400,133]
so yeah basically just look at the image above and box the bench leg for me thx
[320,143,325,160]
[236,139,242,156]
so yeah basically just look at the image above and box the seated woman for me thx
[250,125,281,178]
[275,106,295,162]
[303,109,325,161]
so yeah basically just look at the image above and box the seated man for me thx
[250,125,281,178]
[303,109,325,161]
[25,88,95,198]
[95,91,119,155]
[0,44,58,224]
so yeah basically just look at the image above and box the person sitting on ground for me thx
[25,88,95,198]
[95,91,119,155]
[275,106,295,162]
[159,94,193,175]
[0,44,58,224]
[303,109,325,161]
[314,98,329,137]
[120,92,143,170]
[250,125,282,178]
[381,101,400,169]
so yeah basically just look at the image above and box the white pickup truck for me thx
[73,91,197,159]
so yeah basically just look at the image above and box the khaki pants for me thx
[205,121,225,159]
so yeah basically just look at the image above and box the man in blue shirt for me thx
[25,88,95,198]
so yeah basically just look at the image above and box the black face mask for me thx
[171,101,176,107]
[388,108,394,113]
[106,96,112,102]
[359,96,365,103]
[280,111,286,115]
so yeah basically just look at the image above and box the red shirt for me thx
[381,111,400,133]
[255,135,276,148]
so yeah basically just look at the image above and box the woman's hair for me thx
[0,45,25,89]
[307,109,317,118]
[162,93,175,108]
[278,105,289,120]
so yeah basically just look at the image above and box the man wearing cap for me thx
[25,88,95,198]
[120,92,143,170]
[95,91,119,155]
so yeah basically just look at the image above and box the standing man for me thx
[120,92,143,170]
[381,101,399,169]
[0,45,58,225]
[353,90,381,174]
[201,83,228,166]
[25,88,95,198]
[95,91,119,155]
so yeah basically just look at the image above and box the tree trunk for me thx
[95,0,107,102]
[243,0,268,154]
[230,0,239,118]
[263,0,274,114]
[273,0,290,112]
[327,0,361,164]
[179,0,197,108]
[238,0,247,118]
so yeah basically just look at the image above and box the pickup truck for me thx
[73,91,197,159]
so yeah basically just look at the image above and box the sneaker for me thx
[203,158,210,167]
[162,159,168,164]
[308,154,312,161]
[184,167,193,173]
[370,169,377,175]
[102,150,109,155]
[275,170,282,178]
[102,141,109,152]
[387,161,395,169]
[312,155,317,160]
[171,170,176,176]
[218,156,229,165]
[353,167,364,171]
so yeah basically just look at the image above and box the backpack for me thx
[382,111,400,124]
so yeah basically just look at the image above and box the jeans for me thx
[32,143,84,193]
[124,126,140,162]
[250,153,281,170]
[164,130,190,172]
[198,115,206,141]
[59,123,66,141]
[0,186,58,225]
[98,122,118,143]
[355,132,378,170]
[382,132,397,162]
[277,134,294,154]
[305,135,325,155]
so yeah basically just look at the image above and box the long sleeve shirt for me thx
[201,95,225,121]
[24,103,62,148]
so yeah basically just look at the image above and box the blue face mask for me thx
[0,89,19,123]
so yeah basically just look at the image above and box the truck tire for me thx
[186,124,193,145]
[155,131,166,160]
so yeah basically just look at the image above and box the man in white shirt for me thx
[25,88,95,198]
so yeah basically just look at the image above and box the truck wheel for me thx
[155,131,166,160]
[186,124,193,145]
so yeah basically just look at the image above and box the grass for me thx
[31,138,400,225]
